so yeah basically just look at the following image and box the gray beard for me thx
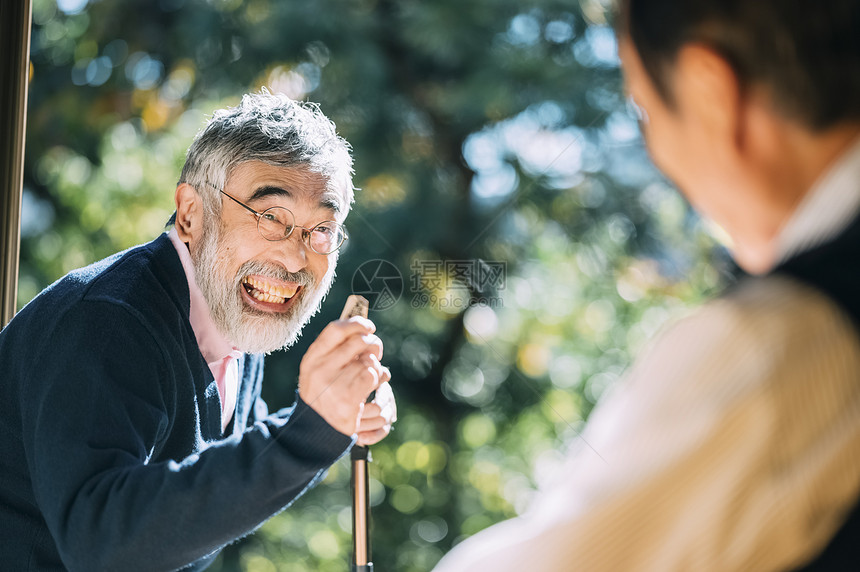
[190,218,335,354]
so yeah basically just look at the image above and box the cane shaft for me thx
[351,446,372,569]
[343,295,373,570]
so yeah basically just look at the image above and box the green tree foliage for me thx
[22,0,734,569]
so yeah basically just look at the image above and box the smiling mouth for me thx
[241,275,301,306]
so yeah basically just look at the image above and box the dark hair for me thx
[618,0,860,131]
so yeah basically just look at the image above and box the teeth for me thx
[251,290,285,304]
[242,276,299,305]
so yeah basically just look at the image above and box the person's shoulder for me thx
[627,274,860,401]
[709,274,855,344]
[669,274,860,362]
[77,234,190,340]
[8,234,185,341]
[0,236,187,376]
[26,235,174,302]
[81,234,183,305]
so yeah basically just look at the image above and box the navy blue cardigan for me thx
[0,233,354,571]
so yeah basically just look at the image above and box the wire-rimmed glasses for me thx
[212,184,348,255]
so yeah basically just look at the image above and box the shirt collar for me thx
[167,228,240,365]
[775,136,860,265]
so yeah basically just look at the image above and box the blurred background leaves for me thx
[21,0,735,569]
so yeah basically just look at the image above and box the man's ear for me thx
[174,183,202,244]
[674,44,744,156]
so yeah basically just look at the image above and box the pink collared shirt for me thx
[167,229,241,433]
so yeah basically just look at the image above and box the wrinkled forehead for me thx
[226,160,349,219]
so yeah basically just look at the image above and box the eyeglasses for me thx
[212,184,348,255]
[626,95,650,126]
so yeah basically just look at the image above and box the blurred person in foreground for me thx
[0,91,396,571]
[435,1,860,570]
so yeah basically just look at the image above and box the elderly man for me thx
[435,0,860,570]
[0,91,395,571]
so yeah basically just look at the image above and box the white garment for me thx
[433,139,860,571]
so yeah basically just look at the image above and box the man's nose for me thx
[273,232,310,273]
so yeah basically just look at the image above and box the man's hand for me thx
[357,381,396,446]
[298,316,392,437]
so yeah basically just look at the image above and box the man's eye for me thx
[263,213,280,223]
[314,225,333,235]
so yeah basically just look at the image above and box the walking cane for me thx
[340,295,373,571]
